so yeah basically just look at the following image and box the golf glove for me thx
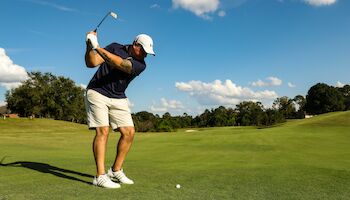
[86,33,99,50]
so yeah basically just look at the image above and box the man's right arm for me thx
[85,32,104,68]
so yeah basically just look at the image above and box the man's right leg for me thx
[92,126,110,176]
[92,126,121,188]
[86,90,120,188]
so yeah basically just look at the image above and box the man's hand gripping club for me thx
[86,31,99,50]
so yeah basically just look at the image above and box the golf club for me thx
[94,11,117,32]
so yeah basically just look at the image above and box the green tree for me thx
[6,84,38,117]
[6,72,86,123]
[273,96,296,119]
[154,113,174,132]
[226,108,237,126]
[235,101,265,126]
[52,76,86,122]
[210,106,229,127]
[133,111,157,132]
[338,85,350,110]
[262,108,285,126]
[293,95,306,119]
[305,83,345,115]
[155,119,173,132]
[197,109,211,127]
[181,113,193,127]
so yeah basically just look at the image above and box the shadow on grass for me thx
[0,157,93,185]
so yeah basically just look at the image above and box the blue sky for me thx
[0,0,349,116]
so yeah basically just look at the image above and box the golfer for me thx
[84,31,155,188]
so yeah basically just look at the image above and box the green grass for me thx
[1,111,350,200]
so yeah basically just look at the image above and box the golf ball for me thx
[176,184,181,189]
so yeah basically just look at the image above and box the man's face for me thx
[132,43,147,59]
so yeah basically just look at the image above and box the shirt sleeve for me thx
[130,59,146,76]
[104,43,115,53]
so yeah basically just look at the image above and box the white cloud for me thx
[251,77,282,87]
[0,82,23,90]
[171,0,336,19]
[288,82,296,88]
[218,10,226,17]
[0,101,6,106]
[303,0,337,6]
[150,4,160,9]
[269,77,283,86]
[176,79,278,106]
[336,81,345,87]
[172,0,220,19]
[251,79,267,87]
[27,0,76,12]
[162,98,184,109]
[150,105,168,113]
[79,84,87,89]
[127,99,134,108]
[150,98,185,113]
[0,48,29,90]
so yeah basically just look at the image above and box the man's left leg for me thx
[108,126,135,184]
[113,126,135,170]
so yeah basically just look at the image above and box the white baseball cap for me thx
[134,34,155,56]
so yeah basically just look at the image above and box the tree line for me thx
[5,72,350,131]
[133,83,350,132]
[133,101,288,132]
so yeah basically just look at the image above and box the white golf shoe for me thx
[92,174,121,189]
[107,168,134,184]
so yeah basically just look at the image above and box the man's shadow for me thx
[1,157,93,185]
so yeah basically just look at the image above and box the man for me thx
[84,31,155,188]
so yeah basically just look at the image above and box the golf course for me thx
[1,111,350,200]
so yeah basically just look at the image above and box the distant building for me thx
[305,115,314,119]
[2,113,20,118]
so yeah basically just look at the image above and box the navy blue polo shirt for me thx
[87,43,146,98]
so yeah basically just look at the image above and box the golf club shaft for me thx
[94,12,110,32]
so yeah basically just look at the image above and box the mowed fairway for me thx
[1,111,350,200]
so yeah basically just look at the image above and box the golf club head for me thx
[110,12,117,19]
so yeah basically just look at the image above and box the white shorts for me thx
[84,89,134,130]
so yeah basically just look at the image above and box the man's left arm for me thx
[95,47,133,74]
